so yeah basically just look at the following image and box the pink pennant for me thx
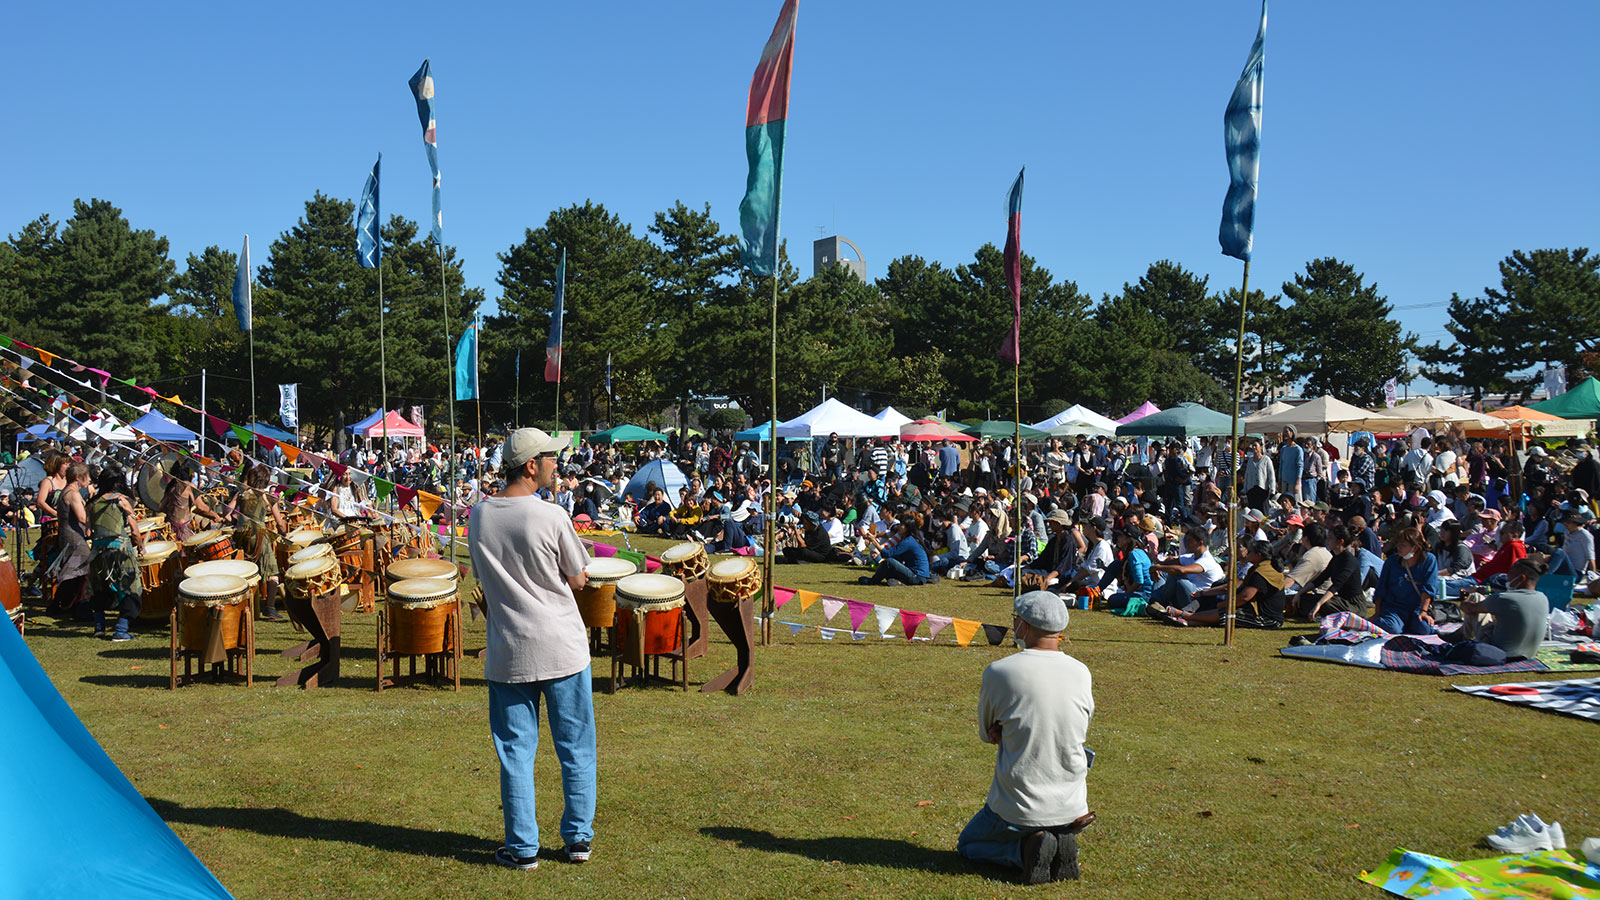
[302,452,326,469]
[328,461,349,478]
[774,587,796,608]
[900,610,927,641]
[821,598,845,623]
[138,386,159,397]
[206,414,229,437]
[846,600,872,632]
[395,485,418,507]
[924,614,953,640]
[589,542,618,558]
[87,368,110,388]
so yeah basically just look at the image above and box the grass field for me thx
[20,531,1600,899]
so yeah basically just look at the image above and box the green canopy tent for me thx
[1533,376,1600,420]
[1114,402,1248,438]
[590,424,670,444]
[961,420,1049,440]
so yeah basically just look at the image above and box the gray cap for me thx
[1014,590,1069,634]
[503,427,568,470]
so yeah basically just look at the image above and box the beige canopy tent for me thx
[1465,405,1595,440]
[1380,396,1504,430]
[1246,395,1410,433]
[1243,400,1295,424]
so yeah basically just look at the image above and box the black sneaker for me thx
[565,842,591,863]
[260,609,285,622]
[1050,830,1080,881]
[493,847,538,870]
[1020,829,1056,885]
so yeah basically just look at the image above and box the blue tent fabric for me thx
[623,459,689,504]
[17,424,66,442]
[346,409,383,433]
[0,624,234,898]
[732,422,804,442]
[244,421,295,442]
[128,411,199,442]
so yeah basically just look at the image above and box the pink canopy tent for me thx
[354,410,424,439]
[1115,401,1161,425]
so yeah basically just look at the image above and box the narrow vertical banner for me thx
[545,248,566,383]
[738,0,798,274]
[356,155,382,268]
[1218,0,1266,261]
[454,316,479,400]
[232,236,252,331]
[278,384,298,429]
[998,168,1024,364]
[407,60,443,245]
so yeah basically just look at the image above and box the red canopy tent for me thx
[354,410,424,439]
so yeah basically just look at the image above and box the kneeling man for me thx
[958,591,1095,884]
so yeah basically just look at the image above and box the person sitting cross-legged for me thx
[1156,541,1286,628]
[957,591,1095,884]
[859,517,932,586]
[1143,527,1224,621]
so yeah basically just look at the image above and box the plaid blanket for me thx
[1453,676,1600,723]
[1379,635,1547,676]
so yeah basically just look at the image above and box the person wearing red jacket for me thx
[1475,520,1527,584]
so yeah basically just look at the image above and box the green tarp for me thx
[1533,376,1600,420]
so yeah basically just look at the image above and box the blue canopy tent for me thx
[128,411,199,442]
[622,459,689,504]
[243,421,296,443]
[17,424,66,443]
[732,422,806,442]
[346,409,383,433]
[0,620,234,897]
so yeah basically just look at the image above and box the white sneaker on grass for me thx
[1486,816,1564,853]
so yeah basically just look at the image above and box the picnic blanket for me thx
[1361,847,1600,898]
[1281,636,1548,676]
[1453,676,1600,723]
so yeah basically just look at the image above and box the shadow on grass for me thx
[80,673,174,689]
[700,826,970,875]
[148,798,499,864]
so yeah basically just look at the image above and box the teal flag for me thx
[454,315,479,401]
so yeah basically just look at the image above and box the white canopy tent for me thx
[1032,404,1119,437]
[1382,396,1504,430]
[776,398,899,438]
[1246,395,1411,433]
[1243,400,1295,424]
[873,406,914,428]
[70,412,138,443]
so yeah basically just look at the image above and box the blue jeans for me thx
[870,557,927,586]
[489,672,597,855]
[1441,576,1479,599]
[957,805,1028,869]
[1152,576,1197,612]
[1374,609,1435,636]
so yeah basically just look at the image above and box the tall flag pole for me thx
[1219,0,1266,649]
[409,57,458,556]
[232,235,255,447]
[740,0,797,650]
[999,168,1025,605]
[357,154,388,473]
[544,247,566,431]
[514,349,521,427]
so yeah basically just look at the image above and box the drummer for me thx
[233,465,288,622]
[90,466,146,641]
[160,461,223,542]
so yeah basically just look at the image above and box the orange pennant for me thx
[37,350,55,367]
[417,491,443,520]
[197,456,215,467]
[795,589,820,613]
[952,618,982,648]
[279,444,300,462]
[166,394,182,405]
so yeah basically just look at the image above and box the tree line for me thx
[1,195,1592,444]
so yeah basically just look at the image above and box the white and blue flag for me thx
[1219,1,1265,262]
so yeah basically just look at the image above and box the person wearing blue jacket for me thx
[861,517,931,586]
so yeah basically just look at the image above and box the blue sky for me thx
[7,1,1597,372]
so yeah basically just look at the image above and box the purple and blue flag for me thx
[545,248,566,383]
[407,60,443,245]
[1219,1,1266,262]
[232,235,251,331]
[999,169,1024,364]
[356,154,381,268]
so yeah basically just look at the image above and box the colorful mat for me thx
[1361,847,1600,898]
[1453,676,1600,723]
[1281,638,1549,676]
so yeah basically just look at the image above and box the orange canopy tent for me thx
[1465,405,1593,439]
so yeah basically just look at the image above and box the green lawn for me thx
[20,531,1599,899]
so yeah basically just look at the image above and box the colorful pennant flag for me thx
[900,610,926,641]
[795,590,819,612]
[1219,0,1266,262]
[846,599,872,632]
[407,59,443,245]
[999,167,1024,364]
[417,490,443,520]
[374,478,394,502]
[873,605,898,638]
[787,622,806,637]
[924,614,952,641]
[356,154,382,268]
[982,624,1009,646]
[737,0,798,275]
[544,248,565,383]
[396,485,418,507]
[952,619,981,648]
[280,443,300,463]
[230,425,253,446]
[232,235,252,331]
[818,626,837,641]
[821,597,844,623]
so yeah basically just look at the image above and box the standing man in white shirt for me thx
[468,427,596,870]
[958,591,1095,884]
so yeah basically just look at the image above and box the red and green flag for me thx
[999,168,1024,364]
[738,0,798,275]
